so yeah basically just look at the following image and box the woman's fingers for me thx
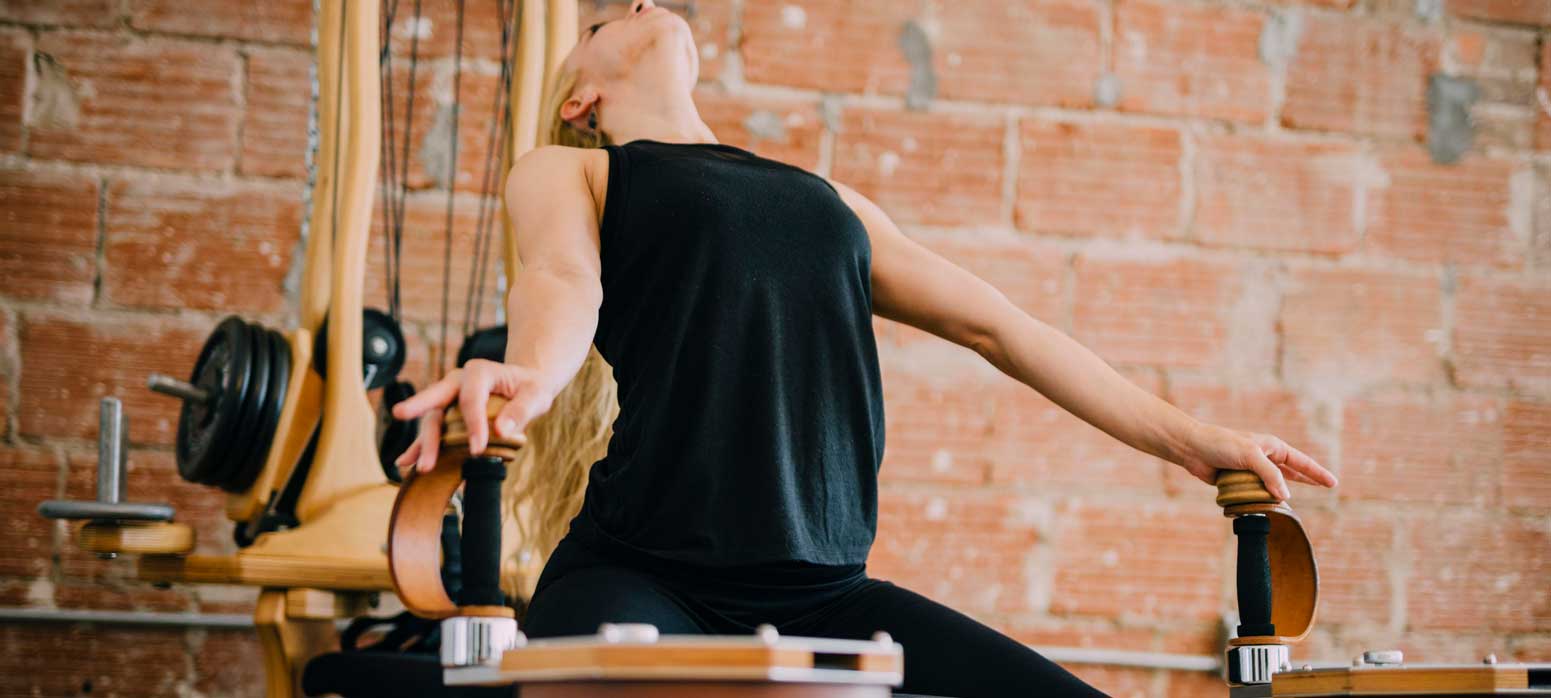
[1246,438,1292,501]
[1281,442,1338,487]
[414,410,443,473]
[392,370,462,421]
[492,395,535,446]
[458,361,499,455]
[393,440,421,468]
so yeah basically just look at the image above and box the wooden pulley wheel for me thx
[388,396,524,619]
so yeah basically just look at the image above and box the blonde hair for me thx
[501,63,620,607]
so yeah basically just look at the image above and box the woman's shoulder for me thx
[512,144,610,181]
[509,144,613,223]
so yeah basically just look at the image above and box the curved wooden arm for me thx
[1215,470,1319,645]
[387,397,523,619]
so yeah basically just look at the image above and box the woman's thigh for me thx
[521,543,713,639]
[793,579,1109,698]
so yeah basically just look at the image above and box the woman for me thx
[392,2,1339,695]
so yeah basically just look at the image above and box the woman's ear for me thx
[559,87,600,129]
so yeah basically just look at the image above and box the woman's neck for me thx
[596,84,718,146]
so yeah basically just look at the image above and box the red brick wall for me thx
[1,1,1548,697]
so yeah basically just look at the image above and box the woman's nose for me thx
[632,0,655,13]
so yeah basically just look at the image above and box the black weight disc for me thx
[313,308,407,390]
[214,321,271,492]
[230,327,292,493]
[218,322,276,493]
[377,380,419,484]
[176,316,254,486]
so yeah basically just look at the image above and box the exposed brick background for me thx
[1,1,1548,697]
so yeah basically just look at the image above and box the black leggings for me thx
[521,534,1109,698]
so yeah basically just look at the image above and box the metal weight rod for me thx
[148,375,212,404]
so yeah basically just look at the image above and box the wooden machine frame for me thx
[54,1,580,696]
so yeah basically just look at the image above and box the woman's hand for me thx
[389,358,559,475]
[1175,423,1338,501]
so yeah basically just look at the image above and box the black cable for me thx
[464,0,515,337]
[436,0,467,374]
[392,0,423,322]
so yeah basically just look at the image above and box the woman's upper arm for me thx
[826,178,1017,354]
[504,145,604,296]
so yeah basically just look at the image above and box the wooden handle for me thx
[1214,470,1319,645]
[387,396,522,619]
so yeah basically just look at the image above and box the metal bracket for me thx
[38,397,175,524]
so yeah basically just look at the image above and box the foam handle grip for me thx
[1233,514,1276,638]
[459,456,507,607]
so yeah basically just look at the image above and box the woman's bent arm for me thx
[392,145,603,469]
[828,178,1335,500]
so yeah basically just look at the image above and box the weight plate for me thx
[175,316,254,486]
[216,321,272,493]
[312,308,407,390]
[229,327,292,494]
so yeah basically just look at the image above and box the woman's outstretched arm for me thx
[826,178,1336,500]
[392,145,604,471]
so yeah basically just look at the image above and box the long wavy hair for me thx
[500,63,618,604]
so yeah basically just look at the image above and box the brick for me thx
[1283,16,1439,140]
[1453,274,1551,393]
[103,176,302,313]
[741,0,1102,108]
[1071,254,1242,370]
[1365,148,1522,267]
[1193,133,1366,254]
[868,486,1042,617]
[579,0,735,85]
[17,312,208,445]
[241,47,312,178]
[1341,392,1503,506]
[0,0,121,27]
[193,631,266,698]
[1538,41,1551,150]
[1280,266,1445,387]
[0,447,63,578]
[0,624,193,698]
[383,0,519,62]
[1447,0,1551,25]
[29,33,241,171]
[365,189,505,334]
[1503,400,1551,511]
[691,87,823,172]
[1049,499,1228,621]
[0,309,10,435]
[1448,25,1541,151]
[1015,119,1185,240]
[1406,511,1549,631]
[875,305,1004,487]
[1068,666,1155,698]
[986,366,1168,495]
[129,0,312,45]
[0,28,28,153]
[831,108,1005,228]
[0,167,100,303]
[1163,382,1336,503]
[1113,0,1272,122]
[381,61,506,193]
[1269,0,1356,6]
[1166,669,1228,698]
[1007,616,1146,650]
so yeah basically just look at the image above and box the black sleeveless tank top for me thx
[564,138,886,571]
